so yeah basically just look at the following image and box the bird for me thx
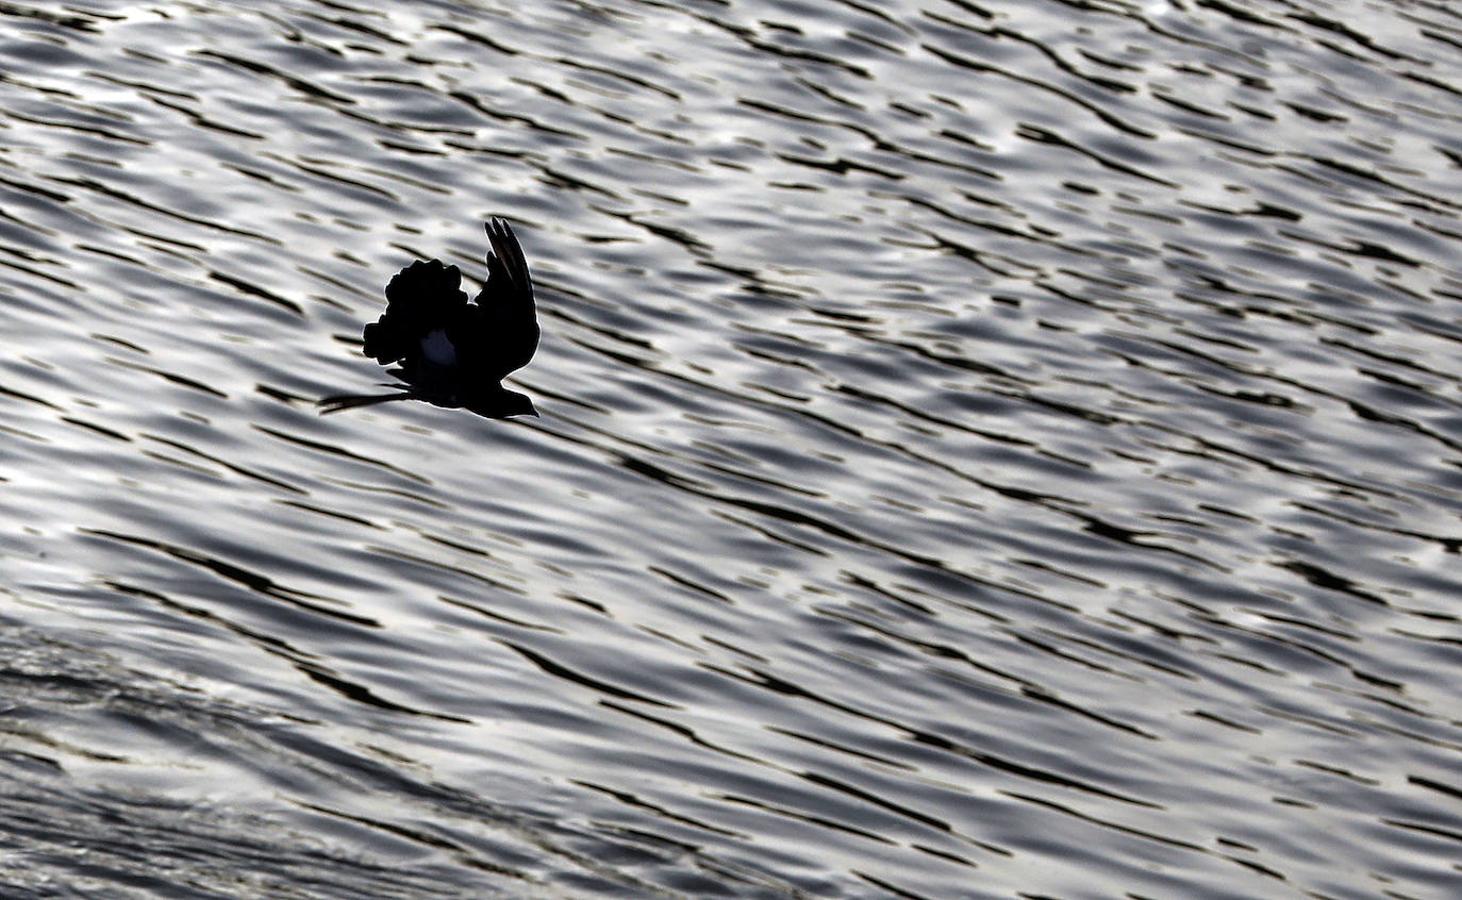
[320,218,540,418]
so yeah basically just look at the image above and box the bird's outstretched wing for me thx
[478,217,534,307]
[465,217,539,380]
[363,259,468,364]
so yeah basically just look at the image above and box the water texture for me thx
[1,0,1459,896]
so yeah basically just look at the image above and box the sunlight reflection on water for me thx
[1,0,1459,896]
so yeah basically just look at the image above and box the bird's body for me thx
[324,218,540,418]
[420,328,456,366]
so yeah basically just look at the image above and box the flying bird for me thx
[321,218,540,418]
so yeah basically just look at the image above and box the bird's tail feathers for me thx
[317,391,415,414]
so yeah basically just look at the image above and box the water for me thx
[1,0,1459,896]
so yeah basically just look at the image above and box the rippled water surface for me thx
[2,0,1460,896]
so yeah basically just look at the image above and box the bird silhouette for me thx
[321,218,539,418]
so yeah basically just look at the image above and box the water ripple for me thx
[0,0,1458,896]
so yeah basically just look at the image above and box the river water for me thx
[1,1,1459,896]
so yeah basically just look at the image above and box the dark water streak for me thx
[0,0,1460,897]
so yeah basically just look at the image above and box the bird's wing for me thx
[478,217,534,306]
[385,258,467,311]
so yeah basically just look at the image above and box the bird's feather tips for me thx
[480,218,534,306]
[385,258,468,310]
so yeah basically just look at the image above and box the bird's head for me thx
[466,386,538,419]
[501,389,539,418]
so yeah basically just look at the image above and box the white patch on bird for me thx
[420,329,456,365]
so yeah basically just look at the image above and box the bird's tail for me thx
[317,390,415,414]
